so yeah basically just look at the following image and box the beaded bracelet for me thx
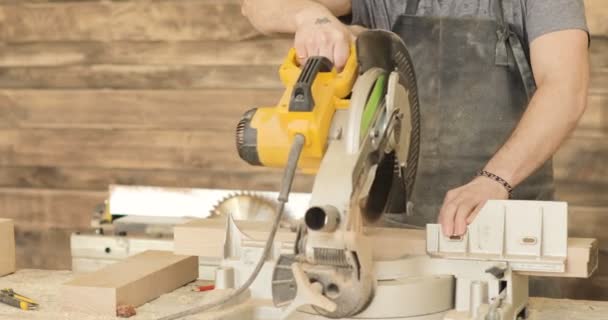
[476,170,513,199]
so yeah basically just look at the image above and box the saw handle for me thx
[289,57,333,112]
[282,45,358,100]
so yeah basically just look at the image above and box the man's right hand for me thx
[294,8,354,70]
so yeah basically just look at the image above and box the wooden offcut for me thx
[0,218,16,277]
[61,250,197,316]
[175,217,597,278]
[175,218,429,260]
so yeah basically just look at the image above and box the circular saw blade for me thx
[211,191,277,221]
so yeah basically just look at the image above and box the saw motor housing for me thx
[236,47,358,173]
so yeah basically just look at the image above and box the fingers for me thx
[466,202,485,224]
[333,41,350,71]
[453,202,475,236]
[294,21,352,70]
[438,201,457,236]
[318,42,335,66]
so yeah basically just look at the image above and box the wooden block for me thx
[61,250,197,316]
[174,218,297,258]
[0,218,15,276]
[520,238,598,278]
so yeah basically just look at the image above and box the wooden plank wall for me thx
[0,0,606,300]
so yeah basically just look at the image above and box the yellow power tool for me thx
[236,46,359,173]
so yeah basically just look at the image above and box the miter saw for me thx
[159,30,596,320]
[235,29,422,319]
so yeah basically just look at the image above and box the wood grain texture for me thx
[577,93,607,132]
[61,250,198,316]
[0,218,16,276]
[590,38,608,69]
[590,68,608,94]
[14,225,75,270]
[569,206,608,250]
[554,131,608,206]
[0,188,104,228]
[0,166,315,192]
[585,0,608,36]
[0,65,281,89]
[0,89,281,129]
[0,128,269,170]
[0,39,291,67]
[0,0,258,42]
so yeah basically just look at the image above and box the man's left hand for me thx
[438,177,509,236]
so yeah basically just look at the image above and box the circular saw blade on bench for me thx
[210,191,298,228]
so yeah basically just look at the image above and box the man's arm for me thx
[241,0,357,69]
[438,29,590,236]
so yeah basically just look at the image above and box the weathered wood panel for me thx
[0,0,258,42]
[0,128,257,170]
[577,93,607,132]
[554,133,608,185]
[14,225,75,270]
[590,68,607,94]
[590,39,608,69]
[0,166,315,193]
[569,206,608,250]
[0,188,103,228]
[0,65,281,89]
[585,0,608,36]
[0,39,291,67]
[0,89,281,129]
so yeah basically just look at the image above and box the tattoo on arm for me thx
[315,17,332,25]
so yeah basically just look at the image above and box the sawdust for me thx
[1,270,607,320]
[116,305,137,318]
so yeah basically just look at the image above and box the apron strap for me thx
[494,0,537,99]
[406,0,420,15]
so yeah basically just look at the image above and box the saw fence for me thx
[0,0,606,301]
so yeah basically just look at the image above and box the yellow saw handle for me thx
[236,45,358,173]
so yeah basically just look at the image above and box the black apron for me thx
[389,0,555,226]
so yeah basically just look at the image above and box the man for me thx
[242,0,589,237]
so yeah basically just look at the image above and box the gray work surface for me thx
[0,270,607,320]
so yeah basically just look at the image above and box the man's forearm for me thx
[484,42,589,187]
[242,0,338,34]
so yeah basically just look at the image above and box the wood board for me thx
[0,89,282,130]
[0,1,258,42]
[61,250,197,316]
[0,39,290,67]
[0,218,15,276]
[0,65,281,89]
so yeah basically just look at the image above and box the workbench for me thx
[1,270,607,320]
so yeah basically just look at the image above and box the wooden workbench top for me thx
[1,270,607,320]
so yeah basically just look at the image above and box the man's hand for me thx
[438,177,509,237]
[294,9,354,70]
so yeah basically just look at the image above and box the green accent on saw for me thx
[360,74,387,141]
